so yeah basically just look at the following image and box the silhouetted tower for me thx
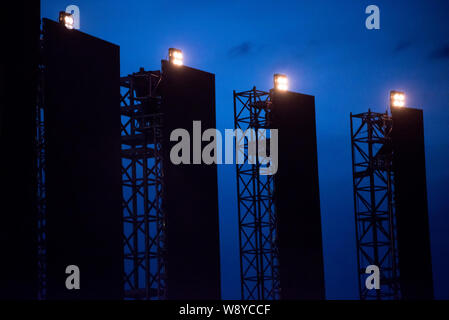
[0,0,40,300]
[234,84,325,300]
[120,60,221,300]
[42,18,123,300]
[233,88,280,300]
[350,104,434,300]
[390,106,434,300]
[120,69,167,299]
[350,110,400,299]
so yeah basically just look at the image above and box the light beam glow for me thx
[169,48,184,66]
[390,90,406,108]
[59,11,74,29]
[274,74,288,91]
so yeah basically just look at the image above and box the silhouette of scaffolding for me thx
[120,69,166,299]
[234,87,280,300]
[350,110,400,300]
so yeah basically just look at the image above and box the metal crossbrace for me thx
[350,110,400,300]
[234,87,280,300]
[120,70,167,299]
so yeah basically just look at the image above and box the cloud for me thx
[228,42,253,58]
[393,40,413,53]
[429,44,449,60]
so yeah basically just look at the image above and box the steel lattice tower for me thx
[350,110,400,300]
[234,87,280,300]
[120,69,167,299]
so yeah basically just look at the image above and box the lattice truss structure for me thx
[233,87,280,300]
[120,69,166,299]
[350,110,400,300]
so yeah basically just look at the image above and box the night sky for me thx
[42,0,449,299]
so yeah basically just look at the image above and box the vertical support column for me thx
[36,45,47,300]
[391,106,434,300]
[350,110,400,300]
[120,70,166,299]
[0,0,40,300]
[234,88,279,300]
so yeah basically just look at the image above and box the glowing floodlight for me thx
[169,48,183,66]
[59,11,74,29]
[390,90,406,108]
[274,74,288,91]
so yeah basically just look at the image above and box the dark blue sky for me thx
[42,0,449,299]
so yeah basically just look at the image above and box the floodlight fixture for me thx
[169,48,183,66]
[390,90,406,108]
[274,73,288,91]
[59,11,74,29]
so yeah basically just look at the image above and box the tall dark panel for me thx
[391,106,434,300]
[271,91,325,299]
[0,0,40,299]
[161,60,221,299]
[42,19,123,299]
